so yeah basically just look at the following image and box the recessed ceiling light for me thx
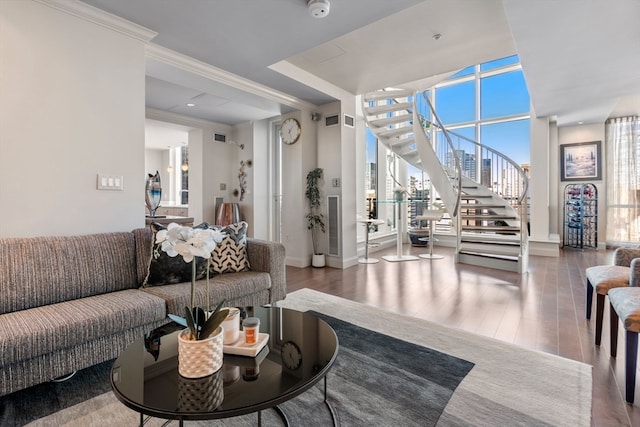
[578,121,584,125]
[186,103,195,107]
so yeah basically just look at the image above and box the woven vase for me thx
[178,326,224,379]
[177,369,224,412]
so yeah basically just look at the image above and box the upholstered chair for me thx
[608,286,640,403]
[586,248,640,345]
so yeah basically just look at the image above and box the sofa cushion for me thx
[0,289,166,365]
[0,233,139,315]
[210,222,251,274]
[586,265,630,294]
[143,222,210,287]
[609,287,640,333]
[141,271,271,316]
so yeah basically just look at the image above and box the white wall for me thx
[232,122,255,234]
[316,102,358,267]
[188,129,204,224]
[316,104,341,258]
[201,129,237,225]
[0,1,149,237]
[528,115,559,256]
[144,149,163,185]
[249,119,270,240]
[281,111,317,267]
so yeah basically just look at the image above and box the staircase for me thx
[362,89,529,273]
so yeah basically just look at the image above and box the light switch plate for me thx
[97,174,124,191]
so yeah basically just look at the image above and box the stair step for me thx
[364,102,412,115]
[364,89,413,102]
[459,242,522,256]
[459,204,507,210]
[457,252,521,273]
[460,232,520,243]
[368,114,413,127]
[402,151,420,163]
[461,214,517,220]
[378,126,413,139]
[461,238,520,247]
[396,148,418,159]
[462,225,520,232]
[461,195,493,199]
[389,137,415,149]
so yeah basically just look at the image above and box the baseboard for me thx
[286,256,310,268]
[528,239,560,257]
[326,255,359,269]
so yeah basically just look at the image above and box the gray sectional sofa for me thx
[0,227,286,396]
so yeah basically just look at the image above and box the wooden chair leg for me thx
[610,303,619,357]
[586,279,594,319]
[625,330,638,404]
[595,293,605,345]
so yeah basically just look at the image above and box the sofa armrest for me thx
[246,238,286,303]
[614,248,640,267]
[631,258,640,288]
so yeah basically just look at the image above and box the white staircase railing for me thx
[415,90,530,259]
[362,88,530,272]
[415,91,529,207]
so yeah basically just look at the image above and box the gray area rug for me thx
[0,289,592,426]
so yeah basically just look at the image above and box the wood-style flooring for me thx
[285,243,639,426]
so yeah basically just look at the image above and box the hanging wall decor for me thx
[236,160,252,201]
[560,141,602,181]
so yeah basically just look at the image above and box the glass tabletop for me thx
[110,306,338,421]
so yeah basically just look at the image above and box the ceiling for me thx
[83,0,640,130]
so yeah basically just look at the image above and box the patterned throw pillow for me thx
[143,222,210,287]
[210,221,251,274]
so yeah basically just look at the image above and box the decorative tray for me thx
[223,332,269,357]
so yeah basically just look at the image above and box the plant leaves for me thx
[184,306,196,340]
[200,308,229,340]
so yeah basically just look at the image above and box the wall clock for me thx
[281,341,302,370]
[281,118,301,145]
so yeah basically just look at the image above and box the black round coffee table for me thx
[110,306,339,426]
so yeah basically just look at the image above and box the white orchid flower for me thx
[154,223,219,263]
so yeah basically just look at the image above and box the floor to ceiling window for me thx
[364,55,531,236]
[606,116,640,245]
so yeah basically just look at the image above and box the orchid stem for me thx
[190,259,196,311]
[206,259,211,318]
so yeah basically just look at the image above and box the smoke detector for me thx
[308,0,330,18]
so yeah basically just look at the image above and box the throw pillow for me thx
[143,222,210,287]
[210,221,251,274]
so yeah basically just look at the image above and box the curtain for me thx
[606,116,640,245]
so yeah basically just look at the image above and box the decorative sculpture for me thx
[145,171,164,218]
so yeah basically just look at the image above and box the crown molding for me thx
[146,108,233,133]
[33,0,157,43]
[146,43,317,113]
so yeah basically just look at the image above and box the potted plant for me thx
[305,167,326,267]
[154,223,229,378]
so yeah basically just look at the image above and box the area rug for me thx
[0,288,591,426]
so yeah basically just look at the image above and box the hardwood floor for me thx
[285,243,639,426]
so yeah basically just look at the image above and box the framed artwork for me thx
[560,141,602,181]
